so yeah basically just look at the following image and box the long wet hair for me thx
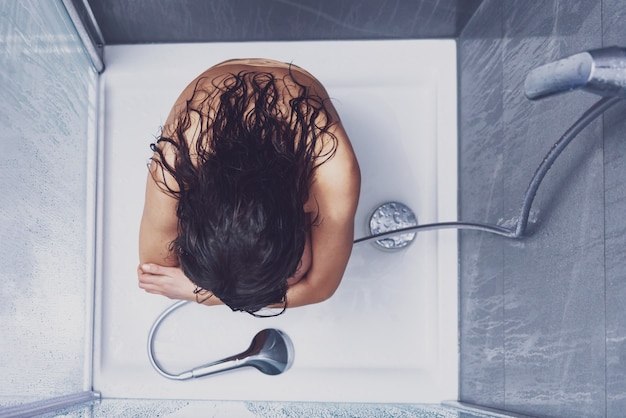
[150,67,337,314]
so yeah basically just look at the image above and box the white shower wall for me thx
[95,40,458,403]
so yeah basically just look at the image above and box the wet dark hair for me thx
[150,67,337,314]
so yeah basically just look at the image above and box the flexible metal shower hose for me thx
[354,96,621,243]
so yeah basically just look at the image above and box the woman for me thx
[137,58,360,315]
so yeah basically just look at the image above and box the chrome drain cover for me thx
[369,202,418,250]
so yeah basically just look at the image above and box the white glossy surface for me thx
[94,40,458,403]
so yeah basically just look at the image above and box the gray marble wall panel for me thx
[603,96,626,418]
[602,0,626,415]
[500,1,604,417]
[458,0,505,410]
[460,0,611,416]
[86,0,482,44]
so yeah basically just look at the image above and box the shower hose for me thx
[148,96,620,380]
[355,96,621,243]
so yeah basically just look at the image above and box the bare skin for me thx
[137,58,360,308]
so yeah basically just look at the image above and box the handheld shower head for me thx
[189,328,295,378]
[147,300,295,380]
[244,328,295,375]
[525,46,626,100]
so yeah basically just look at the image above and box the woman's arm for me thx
[283,122,361,307]
[138,155,180,267]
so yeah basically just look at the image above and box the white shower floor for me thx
[93,40,458,403]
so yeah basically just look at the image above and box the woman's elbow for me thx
[307,283,339,306]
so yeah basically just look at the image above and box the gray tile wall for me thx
[459,0,626,417]
[86,0,482,44]
[603,1,626,416]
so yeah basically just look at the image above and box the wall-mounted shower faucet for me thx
[525,46,626,100]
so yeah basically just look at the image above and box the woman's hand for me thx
[137,263,197,301]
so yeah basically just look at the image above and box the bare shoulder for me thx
[307,121,361,219]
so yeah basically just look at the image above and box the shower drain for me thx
[368,202,418,250]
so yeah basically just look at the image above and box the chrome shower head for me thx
[242,328,295,375]
[525,46,626,100]
[190,328,295,378]
[147,300,295,380]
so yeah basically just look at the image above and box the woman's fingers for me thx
[136,263,195,300]
[139,263,174,275]
[137,268,165,294]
